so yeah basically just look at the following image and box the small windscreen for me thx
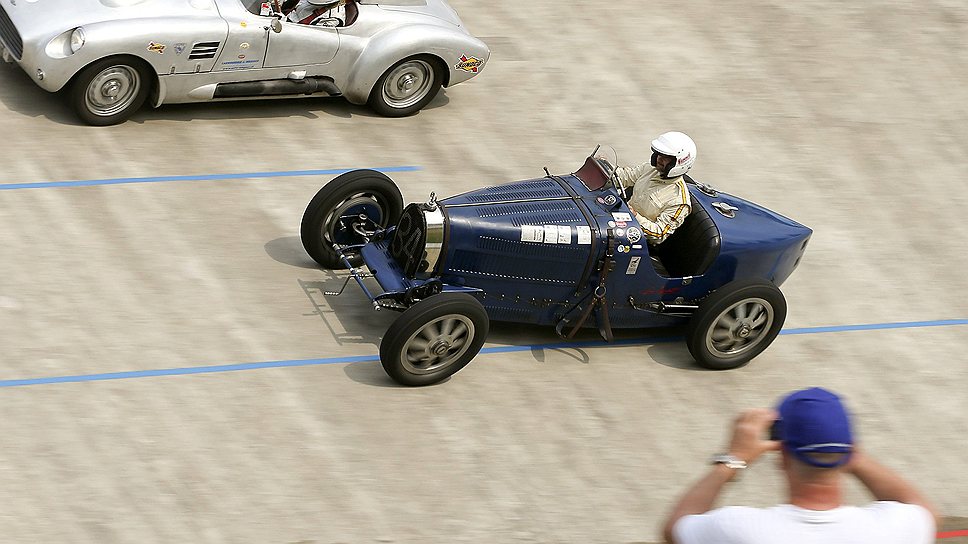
[575,156,609,191]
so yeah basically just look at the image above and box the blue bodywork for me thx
[356,166,811,330]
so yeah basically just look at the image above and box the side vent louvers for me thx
[188,42,221,60]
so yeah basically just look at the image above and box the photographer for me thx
[662,387,939,544]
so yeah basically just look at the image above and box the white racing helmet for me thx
[650,131,697,178]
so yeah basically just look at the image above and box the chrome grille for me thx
[188,41,220,60]
[0,4,23,60]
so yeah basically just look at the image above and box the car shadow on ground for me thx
[339,322,705,388]
[0,62,451,125]
[0,64,80,125]
[486,321,703,372]
[265,236,319,270]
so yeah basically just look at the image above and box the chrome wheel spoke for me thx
[718,314,738,329]
[751,313,768,330]
[408,337,430,351]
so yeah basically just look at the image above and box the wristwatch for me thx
[710,454,748,470]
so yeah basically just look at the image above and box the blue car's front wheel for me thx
[301,170,403,269]
[380,294,489,386]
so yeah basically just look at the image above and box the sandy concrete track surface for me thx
[1,1,966,542]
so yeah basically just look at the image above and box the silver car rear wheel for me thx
[368,56,443,117]
[381,59,434,110]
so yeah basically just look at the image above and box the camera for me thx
[769,419,781,441]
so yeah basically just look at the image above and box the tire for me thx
[301,169,404,269]
[686,279,787,370]
[380,293,489,386]
[68,57,152,126]
[367,56,443,117]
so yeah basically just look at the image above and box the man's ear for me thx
[778,447,790,470]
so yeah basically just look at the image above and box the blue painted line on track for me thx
[0,167,421,190]
[1,319,966,388]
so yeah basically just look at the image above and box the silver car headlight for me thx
[70,28,86,54]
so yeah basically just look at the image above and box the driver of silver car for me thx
[613,131,696,245]
[283,0,347,26]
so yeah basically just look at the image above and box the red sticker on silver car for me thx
[456,55,483,73]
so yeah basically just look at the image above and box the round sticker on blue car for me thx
[626,227,642,244]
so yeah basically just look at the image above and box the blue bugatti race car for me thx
[300,149,812,386]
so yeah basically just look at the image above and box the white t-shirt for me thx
[674,501,935,544]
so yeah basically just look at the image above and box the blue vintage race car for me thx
[300,149,812,386]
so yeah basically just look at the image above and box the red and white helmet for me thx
[650,131,697,178]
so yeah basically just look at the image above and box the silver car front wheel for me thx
[70,57,151,126]
[85,65,142,118]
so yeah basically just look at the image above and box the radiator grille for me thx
[0,5,23,60]
[188,41,220,60]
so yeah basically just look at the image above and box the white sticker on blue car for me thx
[612,212,632,222]
[626,256,641,275]
[543,225,558,244]
[557,225,572,244]
[521,225,544,243]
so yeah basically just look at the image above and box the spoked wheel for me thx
[368,56,443,117]
[69,57,151,126]
[380,294,489,386]
[686,279,787,370]
[300,170,403,269]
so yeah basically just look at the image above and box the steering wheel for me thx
[597,156,627,199]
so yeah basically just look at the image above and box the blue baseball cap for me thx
[776,387,854,468]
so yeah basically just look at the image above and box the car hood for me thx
[359,0,463,27]
[3,0,219,42]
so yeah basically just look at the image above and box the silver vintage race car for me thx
[0,0,489,125]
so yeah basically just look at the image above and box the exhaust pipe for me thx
[214,76,341,98]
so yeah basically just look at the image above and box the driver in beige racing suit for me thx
[614,131,697,245]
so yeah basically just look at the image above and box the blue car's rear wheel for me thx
[380,294,489,386]
[686,279,786,370]
[301,170,403,269]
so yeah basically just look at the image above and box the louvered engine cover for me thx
[438,179,595,291]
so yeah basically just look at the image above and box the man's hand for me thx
[727,408,781,465]
[662,407,780,544]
